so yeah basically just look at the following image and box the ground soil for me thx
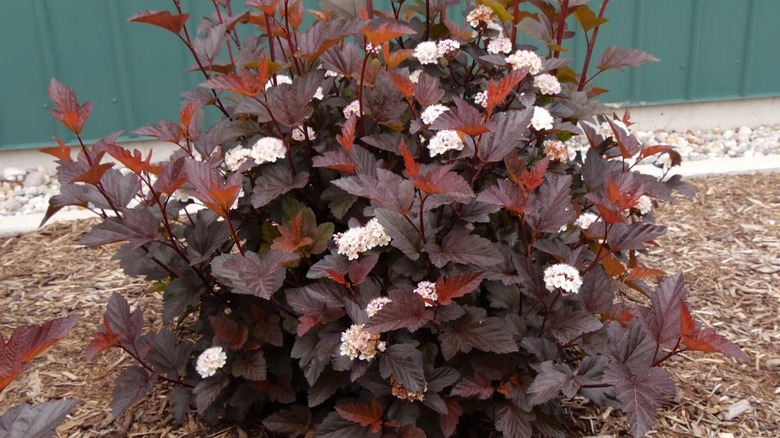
[1,173,778,437]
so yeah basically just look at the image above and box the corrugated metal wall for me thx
[2,0,778,150]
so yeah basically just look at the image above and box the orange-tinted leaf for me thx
[520,157,550,194]
[384,69,415,101]
[680,303,748,361]
[638,145,674,161]
[41,137,73,162]
[382,45,414,69]
[129,10,189,34]
[400,140,419,177]
[71,162,115,185]
[486,69,527,114]
[336,116,357,152]
[325,270,347,285]
[297,314,322,337]
[679,302,697,337]
[587,87,610,98]
[443,20,472,40]
[202,179,242,218]
[363,22,416,47]
[435,272,484,305]
[335,399,383,433]
[247,0,280,15]
[105,144,162,175]
[201,70,263,97]
[623,267,665,283]
[600,252,626,277]
[312,150,357,173]
[85,317,120,360]
[272,211,314,253]
[179,101,202,137]
[593,202,624,224]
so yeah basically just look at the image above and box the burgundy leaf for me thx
[0,400,77,438]
[608,223,667,251]
[439,398,463,438]
[104,292,144,351]
[412,165,475,201]
[477,179,528,215]
[450,373,495,399]
[262,405,312,437]
[635,274,687,349]
[335,399,383,433]
[211,250,297,300]
[414,73,445,107]
[604,360,675,438]
[209,316,248,350]
[598,46,660,71]
[434,272,484,305]
[479,109,532,163]
[134,119,182,144]
[373,208,430,260]
[379,344,427,393]
[430,97,491,137]
[364,290,433,333]
[251,163,309,208]
[193,374,230,415]
[232,350,267,381]
[313,149,357,174]
[494,402,533,438]
[578,267,617,314]
[526,174,575,233]
[438,306,518,360]
[111,365,156,419]
[348,253,379,285]
[333,170,415,214]
[547,305,603,344]
[265,72,322,127]
[527,361,580,405]
[425,228,503,269]
[321,43,363,77]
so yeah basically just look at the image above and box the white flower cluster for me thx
[196,346,227,378]
[365,42,380,54]
[414,41,441,65]
[543,139,568,162]
[467,4,497,28]
[224,137,286,171]
[421,104,449,125]
[334,218,391,260]
[543,264,583,294]
[265,74,293,90]
[488,37,512,55]
[635,195,653,215]
[534,73,561,95]
[474,90,489,108]
[413,281,438,307]
[531,106,554,131]
[409,69,423,84]
[339,324,386,361]
[437,39,461,56]
[574,212,599,230]
[343,100,361,119]
[292,125,316,142]
[427,130,464,157]
[324,69,340,78]
[505,50,543,75]
[366,297,392,317]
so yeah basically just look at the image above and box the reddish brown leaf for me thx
[129,10,190,35]
[382,45,413,69]
[385,70,415,101]
[680,303,748,361]
[325,270,347,285]
[104,144,162,175]
[272,211,314,253]
[71,162,115,185]
[201,70,263,97]
[486,69,527,114]
[400,140,419,177]
[296,314,322,337]
[335,399,383,433]
[638,145,674,161]
[411,165,474,199]
[363,22,416,47]
[47,79,92,134]
[439,397,463,438]
[600,252,627,277]
[85,317,120,360]
[623,267,665,283]
[348,253,379,286]
[312,150,357,173]
[41,137,73,162]
[435,272,484,305]
[209,316,249,350]
[520,156,550,195]
[337,116,357,152]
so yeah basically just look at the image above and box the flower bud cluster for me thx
[543,264,583,294]
[574,212,600,230]
[413,281,438,307]
[334,218,391,260]
[366,297,392,317]
[339,324,386,361]
[391,376,427,402]
[196,346,227,378]
[543,139,569,162]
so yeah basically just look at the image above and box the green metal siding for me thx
[2,0,779,150]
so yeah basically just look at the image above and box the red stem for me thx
[225,217,245,256]
[578,0,611,91]
[554,0,570,58]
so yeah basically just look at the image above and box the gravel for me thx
[2,124,780,217]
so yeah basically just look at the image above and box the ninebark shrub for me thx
[43,1,747,436]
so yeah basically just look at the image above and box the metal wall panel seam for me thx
[107,1,137,131]
[630,0,644,102]
[739,0,757,96]
[32,1,65,140]
[685,0,702,100]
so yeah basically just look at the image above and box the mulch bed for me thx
[1,173,778,437]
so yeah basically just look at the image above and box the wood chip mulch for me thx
[1,173,778,437]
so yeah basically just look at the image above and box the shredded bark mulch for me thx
[1,173,778,437]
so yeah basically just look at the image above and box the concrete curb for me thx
[2,154,780,238]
